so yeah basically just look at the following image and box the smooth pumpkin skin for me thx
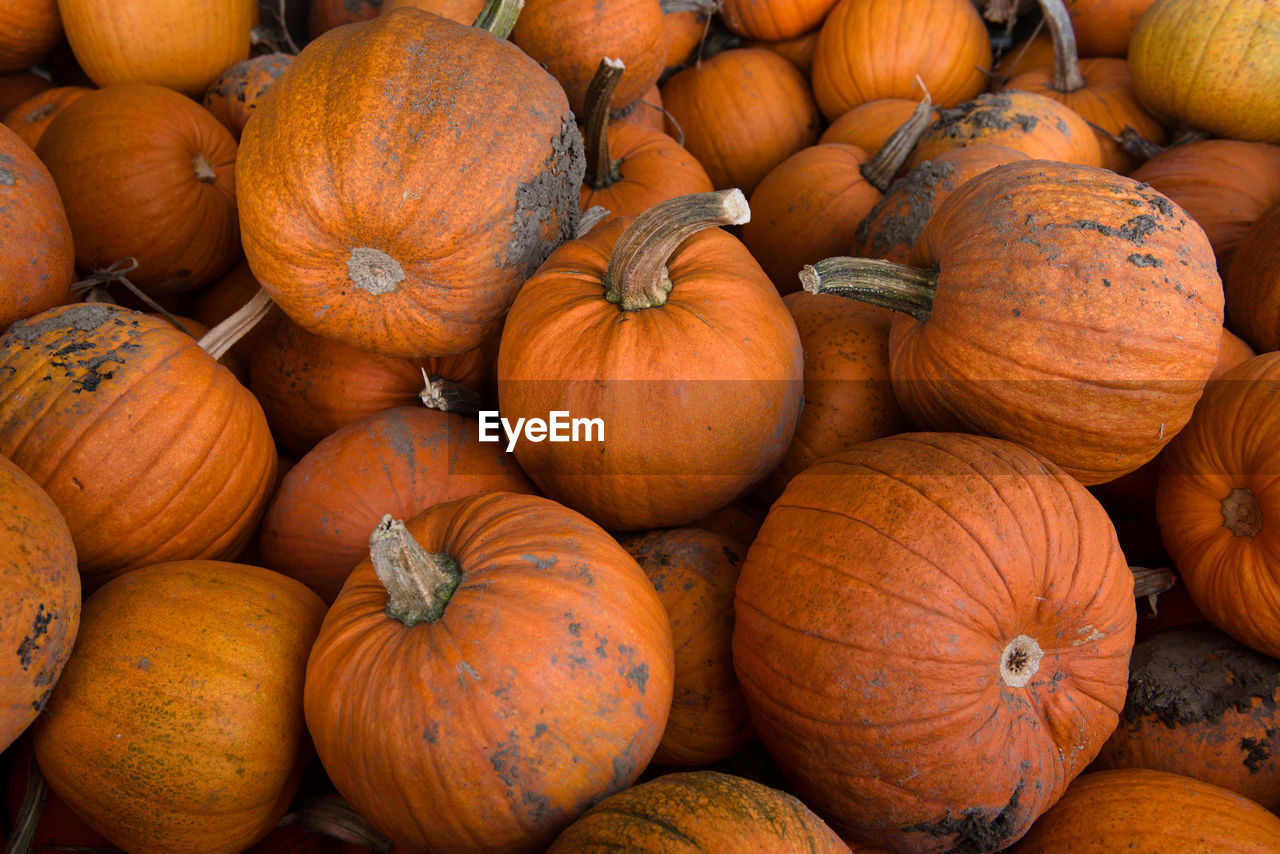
[1007,768,1280,852]
[1156,352,1280,658]
[1225,201,1280,353]
[0,304,277,590]
[856,144,1031,264]
[546,771,851,853]
[36,83,240,295]
[994,32,1056,82]
[1092,627,1280,813]
[0,71,52,115]
[56,0,254,96]
[661,48,821,194]
[734,433,1137,852]
[308,0,381,36]
[744,29,820,77]
[907,90,1104,169]
[689,498,768,548]
[889,159,1221,485]
[811,0,991,121]
[0,455,78,754]
[610,83,664,133]
[1064,0,1158,57]
[249,316,486,458]
[2,85,87,151]
[819,98,939,155]
[580,123,714,225]
[202,52,292,140]
[32,561,325,854]
[238,9,584,359]
[0,0,61,72]
[304,492,675,853]
[1129,0,1280,144]
[743,143,883,294]
[720,0,839,40]
[496,217,804,532]
[0,122,74,331]
[381,0,482,21]
[619,529,754,767]
[259,406,537,603]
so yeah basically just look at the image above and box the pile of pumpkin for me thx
[3,0,1280,850]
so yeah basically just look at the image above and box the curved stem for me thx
[583,57,625,190]
[300,794,394,854]
[799,258,938,322]
[473,0,523,39]
[604,189,750,311]
[197,288,274,361]
[419,370,483,419]
[1037,0,1085,92]
[860,92,934,193]
[370,516,461,627]
[4,752,48,854]
[578,205,610,237]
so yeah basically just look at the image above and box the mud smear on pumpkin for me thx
[506,117,586,278]
[932,95,1039,139]
[1072,214,1162,245]
[906,780,1024,853]
[858,160,958,256]
[1241,729,1277,774]
[15,602,52,671]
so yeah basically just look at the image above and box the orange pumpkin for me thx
[743,29,822,76]
[190,259,279,369]
[610,82,665,132]
[994,31,1055,81]
[1,85,88,151]
[1064,0,1158,57]
[660,0,714,69]
[304,494,675,852]
[734,432,1136,851]
[380,0,485,22]
[1225,202,1280,353]
[237,9,585,358]
[0,0,60,73]
[0,70,52,116]
[202,52,292,140]
[309,0,382,36]
[690,497,769,547]
[721,0,838,41]
[819,98,940,154]
[32,561,325,854]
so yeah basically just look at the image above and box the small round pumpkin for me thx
[1,85,88,151]
[719,0,840,41]
[0,0,61,73]
[819,98,940,155]
[202,52,292,140]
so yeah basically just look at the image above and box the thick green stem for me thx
[197,288,275,361]
[604,189,750,311]
[419,370,483,420]
[1036,0,1085,92]
[583,57,625,191]
[860,93,934,193]
[473,0,522,39]
[370,516,460,627]
[799,257,938,322]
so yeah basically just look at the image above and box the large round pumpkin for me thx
[237,8,584,358]
[304,493,675,852]
[733,432,1137,852]
[32,560,325,854]
[0,0,61,73]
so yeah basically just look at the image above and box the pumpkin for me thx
[0,0,60,73]
[1225,201,1280,353]
[662,48,820,194]
[309,0,382,36]
[57,0,255,96]
[805,159,1222,485]
[1156,352,1280,658]
[0,122,74,331]
[237,8,584,358]
[0,455,78,754]
[259,405,537,603]
[907,90,1104,169]
[546,771,851,852]
[855,144,1031,264]
[1092,626,1280,813]
[202,52,292,140]
[5,739,109,854]
[819,98,940,154]
[1129,0,1280,144]
[32,561,324,854]
[811,0,991,121]
[497,191,804,531]
[1129,140,1280,271]
[994,31,1055,81]
[618,528,754,766]
[511,0,665,118]
[579,58,712,226]
[720,0,838,41]
[0,71,52,116]
[1064,0,1158,57]
[733,432,1137,851]
[1007,769,1280,851]
[689,498,769,547]
[1,85,88,151]
[381,0,485,22]
[660,0,713,69]
[0,303,277,590]
[304,494,675,852]
[743,30,821,78]
[1002,0,1165,173]
[190,259,280,370]
[36,83,240,295]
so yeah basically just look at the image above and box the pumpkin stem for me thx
[1118,126,1166,161]
[300,794,394,854]
[192,153,218,183]
[583,57,626,191]
[659,0,719,12]
[799,257,938,322]
[859,91,934,193]
[5,752,48,854]
[419,369,483,419]
[604,189,750,311]
[1131,565,1176,617]
[197,288,275,361]
[70,257,189,333]
[578,205,611,237]
[1222,487,1262,538]
[473,0,523,39]
[370,516,461,627]
[999,635,1043,687]
[1036,0,1086,93]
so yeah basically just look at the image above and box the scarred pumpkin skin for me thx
[0,304,277,590]
[202,52,292,140]
[720,0,840,41]
[32,561,325,854]
[1092,627,1280,813]
[545,771,851,853]
[1,85,87,151]
[1007,768,1280,852]
[733,432,1136,852]
[0,0,61,73]
[0,455,78,754]
[237,9,585,358]
[0,122,74,330]
[304,492,675,853]
[1225,201,1280,354]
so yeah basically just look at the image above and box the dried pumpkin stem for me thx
[1037,0,1086,93]
[197,288,275,361]
[1131,566,1176,599]
[799,257,938,322]
[419,370,483,419]
[1118,126,1165,160]
[370,516,461,627]
[473,0,523,39]
[604,189,750,311]
[300,794,394,854]
[860,93,934,192]
[583,57,626,190]
[659,0,719,12]
[1222,487,1263,538]
[4,752,48,854]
